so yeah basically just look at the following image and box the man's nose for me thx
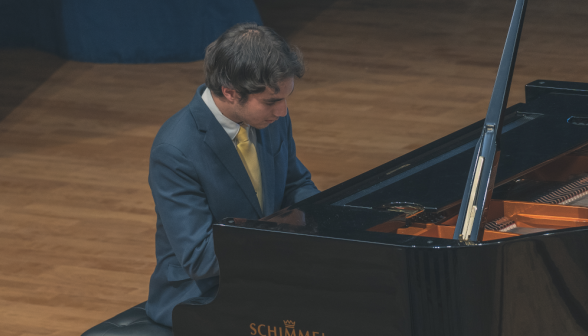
[274,101,288,117]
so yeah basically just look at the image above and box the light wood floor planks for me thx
[1,0,588,334]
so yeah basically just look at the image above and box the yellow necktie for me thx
[236,125,263,208]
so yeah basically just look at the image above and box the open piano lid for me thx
[248,74,588,246]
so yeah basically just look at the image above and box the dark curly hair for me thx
[204,23,304,104]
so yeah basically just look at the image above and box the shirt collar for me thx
[202,87,245,141]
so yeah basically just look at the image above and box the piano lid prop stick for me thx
[461,156,484,241]
[453,0,527,241]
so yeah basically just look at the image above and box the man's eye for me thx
[266,101,276,106]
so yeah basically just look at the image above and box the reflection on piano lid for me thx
[172,0,588,335]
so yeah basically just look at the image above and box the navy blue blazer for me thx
[145,84,319,326]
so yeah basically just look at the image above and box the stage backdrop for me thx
[0,0,263,63]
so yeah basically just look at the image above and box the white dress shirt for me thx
[202,87,257,146]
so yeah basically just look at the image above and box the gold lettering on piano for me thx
[249,320,326,336]
[267,325,278,336]
[258,324,267,336]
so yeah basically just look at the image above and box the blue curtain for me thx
[0,0,263,63]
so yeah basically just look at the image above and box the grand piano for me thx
[172,0,588,335]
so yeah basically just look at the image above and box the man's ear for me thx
[221,86,240,103]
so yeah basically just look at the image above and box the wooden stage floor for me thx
[1,0,587,334]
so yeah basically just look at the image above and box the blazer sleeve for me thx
[281,113,320,207]
[149,143,219,281]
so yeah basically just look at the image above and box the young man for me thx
[145,23,319,327]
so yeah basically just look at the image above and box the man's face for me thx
[233,77,295,129]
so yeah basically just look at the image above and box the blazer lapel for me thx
[256,128,276,217]
[204,130,263,217]
[189,86,263,217]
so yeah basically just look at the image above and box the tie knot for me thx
[236,125,249,144]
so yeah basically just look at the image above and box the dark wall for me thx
[0,0,262,63]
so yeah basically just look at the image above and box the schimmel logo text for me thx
[250,320,326,336]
